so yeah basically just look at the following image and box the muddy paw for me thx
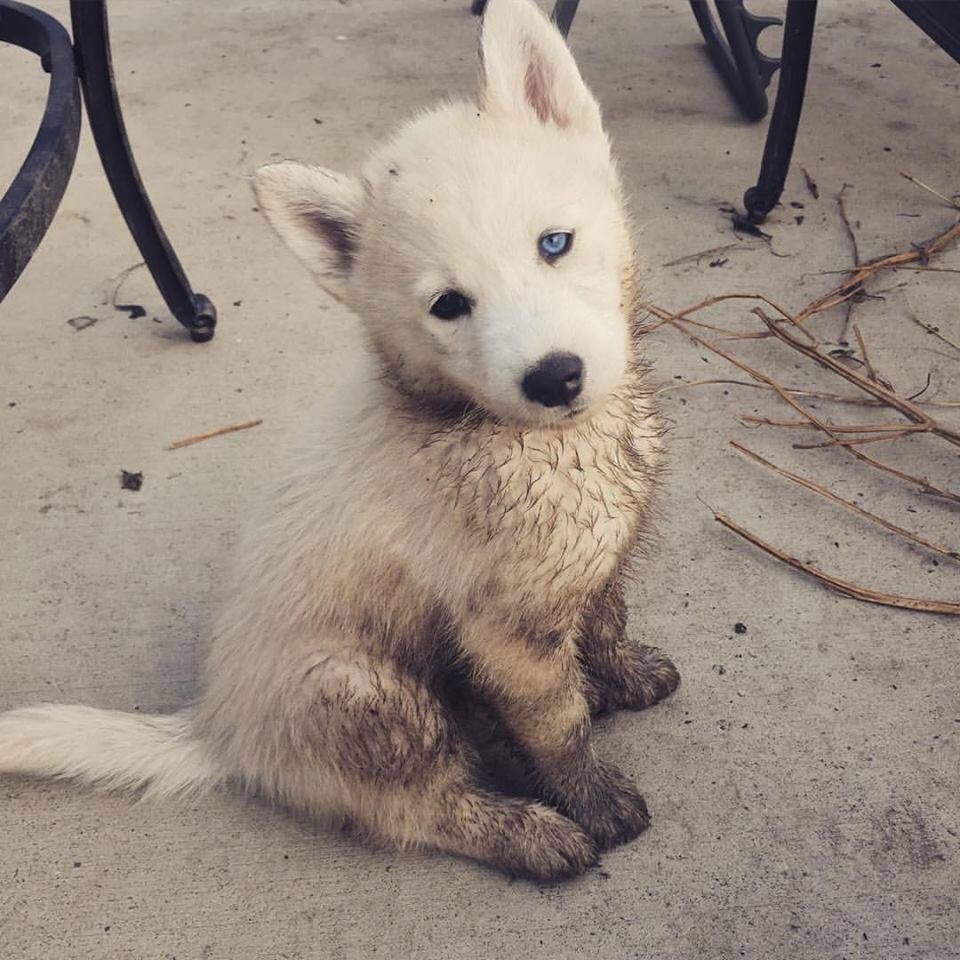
[501,804,600,881]
[558,762,651,852]
[611,645,680,712]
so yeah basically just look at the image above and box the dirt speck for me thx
[67,315,100,331]
[120,470,143,492]
[114,303,146,320]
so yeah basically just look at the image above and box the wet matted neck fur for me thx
[0,0,680,881]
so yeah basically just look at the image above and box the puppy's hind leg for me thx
[267,656,598,881]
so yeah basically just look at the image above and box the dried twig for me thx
[738,415,922,434]
[668,316,960,504]
[662,242,756,268]
[899,171,960,211]
[791,430,917,450]
[653,193,960,614]
[753,309,960,449]
[903,295,960,358]
[851,324,894,390]
[836,184,862,344]
[714,512,960,616]
[793,219,960,326]
[168,419,263,450]
[837,184,861,265]
[731,441,959,563]
[663,378,960,408]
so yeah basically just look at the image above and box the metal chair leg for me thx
[0,0,81,300]
[742,0,818,223]
[552,0,581,37]
[69,0,216,342]
[889,0,960,64]
[470,0,581,38]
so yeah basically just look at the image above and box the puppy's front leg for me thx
[580,578,680,716]
[460,619,650,851]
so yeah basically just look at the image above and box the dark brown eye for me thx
[430,290,472,321]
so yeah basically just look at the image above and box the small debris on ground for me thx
[114,303,146,319]
[734,622,748,635]
[802,167,820,199]
[732,215,771,240]
[67,315,99,331]
[120,470,143,492]
[168,418,263,450]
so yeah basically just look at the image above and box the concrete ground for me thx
[2,1,958,957]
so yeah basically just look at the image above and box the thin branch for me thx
[906,372,933,403]
[669,317,960,504]
[793,219,960,326]
[714,512,960,616]
[738,415,923,434]
[730,441,960,564]
[754,309,960,449]
[660,377,960,408]
[643,292,794,331]
[899,171,960,211]
[168,419,263,450]
[903,296,960,358]
[836,184,862,343]
[662,242,756,268]
[837,184,862,265]
[852,324,893,390]
[793,430,917,449]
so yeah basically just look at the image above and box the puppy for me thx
[0,0,678,880]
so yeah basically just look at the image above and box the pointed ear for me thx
[253,161,363,299]
[478,0,603,133]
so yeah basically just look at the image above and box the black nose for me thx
[521,352,585,408]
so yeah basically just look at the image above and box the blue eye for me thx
[538,230,574,261]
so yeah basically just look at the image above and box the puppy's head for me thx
[255,0,634,428]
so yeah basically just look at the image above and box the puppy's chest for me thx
[427,417,656,595]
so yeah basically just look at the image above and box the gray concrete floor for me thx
[2,2,958,958]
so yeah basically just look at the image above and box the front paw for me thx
[591,645,680,714]
[556,761,651,851]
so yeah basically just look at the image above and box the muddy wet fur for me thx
[0,0,678,881]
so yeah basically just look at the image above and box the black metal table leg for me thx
[471,0,581,38]
[742,0,817,223]
[552,0,581,37]
[0,1,80,299]
[889,0,960,64]
[689,0,783,121]
[69,0,216,342]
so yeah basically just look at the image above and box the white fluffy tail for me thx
[0,704,220,800]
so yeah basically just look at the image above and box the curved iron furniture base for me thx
[0,1,80,297]
[0,0,216,342]
[689,0,783,122]
[715,0,958,226]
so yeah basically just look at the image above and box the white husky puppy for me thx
[0,0,678,880]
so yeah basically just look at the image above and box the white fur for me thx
[255,0,632,429]
[0,705,216,799]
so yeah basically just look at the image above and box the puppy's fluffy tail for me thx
[0,704,221,800]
